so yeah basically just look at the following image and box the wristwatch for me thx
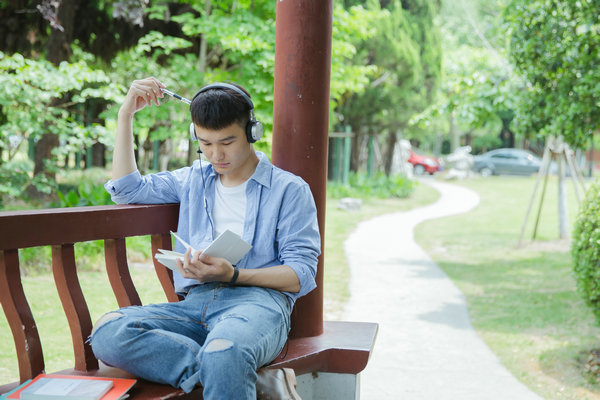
[229,266,239,285]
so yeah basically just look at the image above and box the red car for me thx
[408,150,441,175]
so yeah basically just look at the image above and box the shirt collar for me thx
[203,151,272,188]
[250,151,272,189]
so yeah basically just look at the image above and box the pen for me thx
[161,88,192,105]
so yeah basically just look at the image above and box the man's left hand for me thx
[176,247,235,283]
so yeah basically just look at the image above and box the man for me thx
[90,77,320,399]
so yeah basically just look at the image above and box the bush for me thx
[0,158,34,206]
[55,181,112,208]
[328,172,416,199]
[572,179,600,324]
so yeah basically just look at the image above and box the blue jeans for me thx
[90,283,291,398]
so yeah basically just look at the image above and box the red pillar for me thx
[272,1,333,338]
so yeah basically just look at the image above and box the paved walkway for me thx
[343,179,544,400]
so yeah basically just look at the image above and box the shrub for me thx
[55,181,112,208]
[572,179,600,324]
[0,158,34,205]
[327,172,416,199]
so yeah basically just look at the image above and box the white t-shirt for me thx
[213,176,247,237]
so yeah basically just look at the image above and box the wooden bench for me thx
[0,204,377,399]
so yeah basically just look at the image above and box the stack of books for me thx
[2,374,136,400]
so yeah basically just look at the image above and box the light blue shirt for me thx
[104,152,320,304]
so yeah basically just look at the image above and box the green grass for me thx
[0,266,169,383]
[0,182,440,384]
[415,175,600,400]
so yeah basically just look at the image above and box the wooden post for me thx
[272,0,333,338]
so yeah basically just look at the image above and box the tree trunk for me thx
[350,126,362,173]
[499,117,515,148]
[449,112,459,153]
[383,131,398,176]
[557,154,569,238]
[29,0,80,198]
[91,143,105,167]
[27,131,59,199]
[46,0,80,64]
[188,0,211,167]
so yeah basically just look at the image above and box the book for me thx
[6,375,136,400]
[0,380,31,399]
[154,230,252,272]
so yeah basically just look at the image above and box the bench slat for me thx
[105,238,142,308]
[150,233,180,303]
[52,244,98,372]
[269,321,378,375]
[1,204,377,399]
[0,204,180,250]
[0,249,45,382]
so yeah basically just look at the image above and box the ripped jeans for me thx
[89,283,291,399]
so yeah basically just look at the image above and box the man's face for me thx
[195,122,256,183]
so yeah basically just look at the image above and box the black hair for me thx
[190,83,251,130]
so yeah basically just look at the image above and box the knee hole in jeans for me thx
[91,311,124,335]
[205,338,233,352]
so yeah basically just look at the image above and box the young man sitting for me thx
[90,77,320,400]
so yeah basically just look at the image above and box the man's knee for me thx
[91,311,124,335]
[205,338,234,353]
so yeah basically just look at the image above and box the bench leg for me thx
[296,372,360,400]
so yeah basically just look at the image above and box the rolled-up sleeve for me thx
[104,170,182,204]
[277,183,321,299]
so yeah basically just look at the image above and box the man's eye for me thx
[222,142,233,146]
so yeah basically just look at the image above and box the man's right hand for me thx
[112,77,166,180]
[120,77,166,117]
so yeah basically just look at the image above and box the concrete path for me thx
[343,179,544,400]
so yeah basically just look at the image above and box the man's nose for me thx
[214,146,225,160]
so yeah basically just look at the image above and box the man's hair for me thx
[190,83,251,130]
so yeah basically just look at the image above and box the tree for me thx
[505,0,600,149]
[335,0,442,175]
[410,0,525,156]
[0,0,150,199]
[505,0,600,244]
[0,51,116,200]
[0,0,404,204]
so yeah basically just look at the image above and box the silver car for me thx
[472,148,542,176]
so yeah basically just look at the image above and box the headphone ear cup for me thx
[189,122,198,141]
[246,120,263,143]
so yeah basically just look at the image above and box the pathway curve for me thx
[343,179,544,400]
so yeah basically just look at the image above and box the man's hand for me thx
[112,77,166,179]
[176,247,234,283]
[120,77,166,117]
[175,248,301,293]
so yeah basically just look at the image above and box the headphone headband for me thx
[189,82,263,144]
[192,82,255,110]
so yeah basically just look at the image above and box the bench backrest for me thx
[0,204,180,383]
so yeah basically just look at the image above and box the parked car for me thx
[408,150,442,175]
[472,148,542,176]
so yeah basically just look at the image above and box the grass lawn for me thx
[0,181,440,384]
[415,175,600,400]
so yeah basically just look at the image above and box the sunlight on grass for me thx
[416,175,600,400]
[0,268,172,384]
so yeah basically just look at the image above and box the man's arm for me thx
[236,265,301,293]
[113,77,165,180]
[177,250,301,293]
